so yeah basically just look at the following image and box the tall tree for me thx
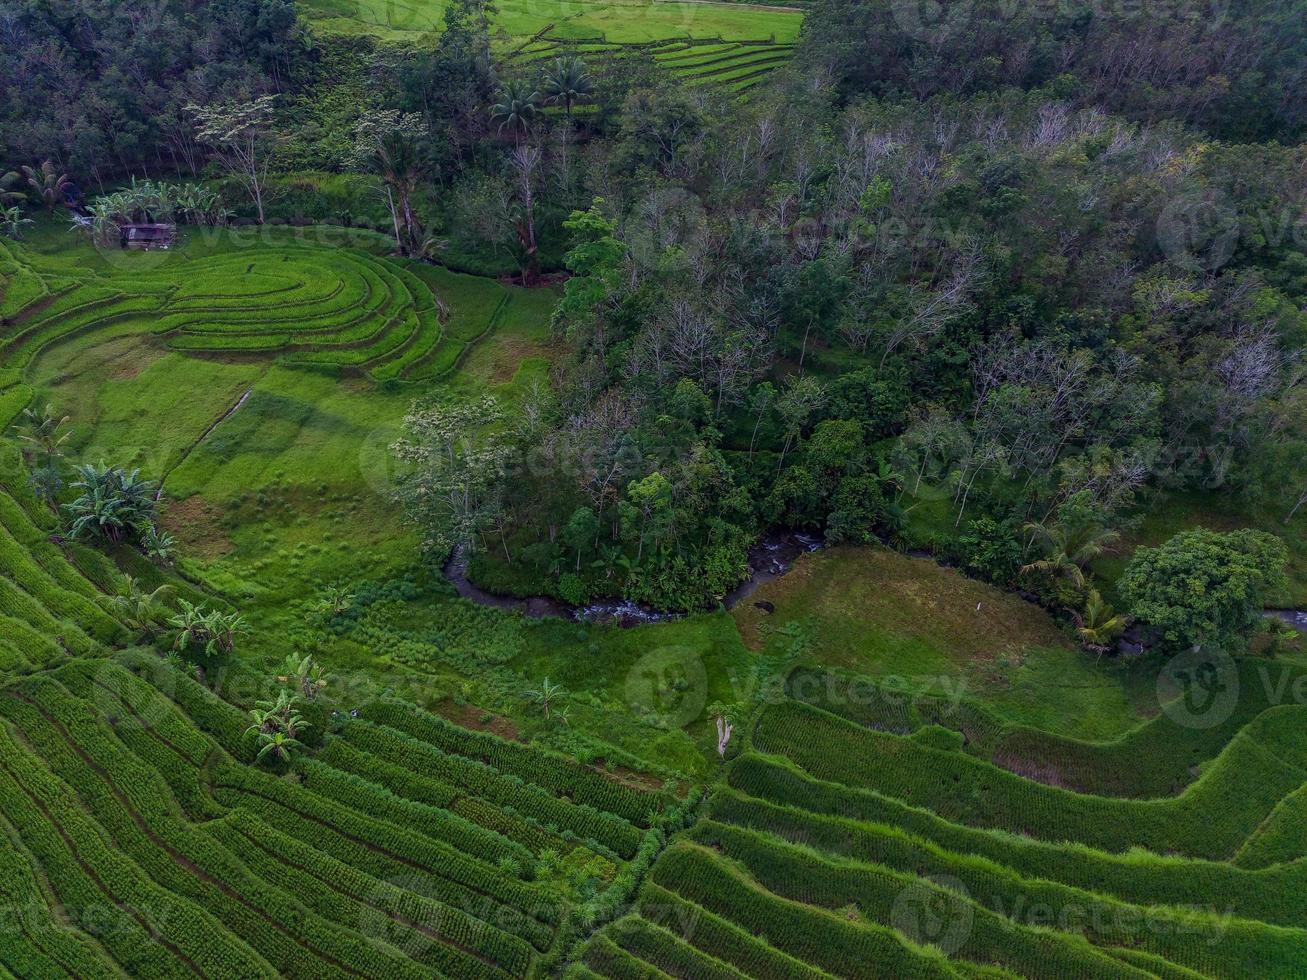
[373,131,423,256]
[22,161,70,212]
[490,81,539,143]
[1121,529,1288,651]
[541,56,593,124]
[187,96,279,224]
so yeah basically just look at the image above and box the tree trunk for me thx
[716,715,734,757]
[251,175,265,225]
[384,187,402,252]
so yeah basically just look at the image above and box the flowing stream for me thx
[441,533,1307,633]
[441,529,824,626]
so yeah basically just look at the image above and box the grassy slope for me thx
[734,545,1155,739]
[6,226,731,777]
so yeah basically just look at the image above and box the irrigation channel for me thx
[441,529,824,625]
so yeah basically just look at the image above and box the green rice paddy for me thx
[302,0,804,44]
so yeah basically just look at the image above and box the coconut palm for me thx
[541,56,593,123]
[22,160,71,213]
[490,80,540,141]
[372,131,422,255]
[1020,518,1120,589]
[1073,589,1128,658]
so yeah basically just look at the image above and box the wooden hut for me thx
[120,223,176,250]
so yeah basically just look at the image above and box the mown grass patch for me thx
[734,545,1150,738]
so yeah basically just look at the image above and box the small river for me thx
[441,529,824,626]
[442,534,1307,633]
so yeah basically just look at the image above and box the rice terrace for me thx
[3,0,1307,977]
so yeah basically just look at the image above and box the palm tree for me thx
[64,463,158,545]
[170,600,246,660]
[1073,589,1128,659]
[525,677,566,720]
[1020,519,1120,589]
[278,653,327,701]
[372,131,422,256]
[490,80,540,142]
[17,404,70,468]
[79,199,121,245]
[541,56,593,124]
[22,160,71,213]
[141,525,177,564]
[250,689,307,735]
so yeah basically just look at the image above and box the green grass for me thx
[733,545,1154,739]
[300,0,803,43]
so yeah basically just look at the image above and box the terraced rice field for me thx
[0,447,130,673]
[6,222,1306,980]
[0,233,540,435]
[300,0,804,44]
[506,31,798,93]
[0,652,676,976]
[0,461,673,976]
[572,662,1307,978]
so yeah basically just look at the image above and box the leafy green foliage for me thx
[1121,529,1289,650]
[63,462,158,545]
